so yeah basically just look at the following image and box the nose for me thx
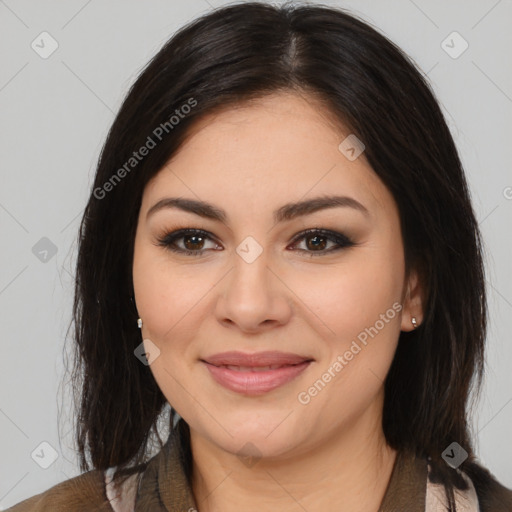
[215,247,293,334]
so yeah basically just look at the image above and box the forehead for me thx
[142,92,394,220]
[168,92,349,170]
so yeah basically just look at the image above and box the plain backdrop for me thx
[0,0,511,508]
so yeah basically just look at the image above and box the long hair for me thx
[69,1,487,501]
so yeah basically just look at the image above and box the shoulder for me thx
[464,461,512,512]
[427,459,512,512]
[4,470,114,512]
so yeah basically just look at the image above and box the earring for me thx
[137,318,143,329]
[411,317,418,329]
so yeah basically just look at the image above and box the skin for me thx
[132,91,424,512]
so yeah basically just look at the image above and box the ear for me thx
[400,268,424,332]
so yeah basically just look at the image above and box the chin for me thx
[199,419,306,461]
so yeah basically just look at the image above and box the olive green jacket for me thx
[6,435,512,511]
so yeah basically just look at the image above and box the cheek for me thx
[292,257,403,429]
[288,240,404,397]
[132,246,205,407]
[133,242,179,338]
[290,247,404,343]
[132,243,214,349]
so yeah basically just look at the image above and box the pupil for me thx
[307,235,326,250]
[185,235,203,250]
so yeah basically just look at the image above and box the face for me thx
[132,91,421,460]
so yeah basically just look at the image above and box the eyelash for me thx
[154,227,355,258]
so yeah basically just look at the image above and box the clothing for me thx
[6,432,512,511]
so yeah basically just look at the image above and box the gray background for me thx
[1,0,511,507]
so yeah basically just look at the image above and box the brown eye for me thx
[305,233,328,251]
[156,229,220,256]
[289,229,355,257]
[182,233,206,251]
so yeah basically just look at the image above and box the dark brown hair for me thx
[69,1,490,505]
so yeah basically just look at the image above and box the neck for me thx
[190,403,397,512]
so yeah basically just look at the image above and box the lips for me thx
[221,364,295,372]
[201,351,314,395]
[202,350,312,368]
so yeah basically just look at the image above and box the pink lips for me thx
[201,351,313,395]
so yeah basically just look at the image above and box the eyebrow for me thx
[146,195,370,223]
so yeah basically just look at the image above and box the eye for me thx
[154,228,355,257]
[288,228,355,257]
[155,228,220,256]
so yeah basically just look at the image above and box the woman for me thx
[7,2,512,511]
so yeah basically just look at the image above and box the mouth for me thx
[201,351,314,395]
[213,363,302,372]
[202,350,313,367]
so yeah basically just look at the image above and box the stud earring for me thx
[411,317,418,329]
[137,318,143,329]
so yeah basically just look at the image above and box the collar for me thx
[134,432,429,511]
